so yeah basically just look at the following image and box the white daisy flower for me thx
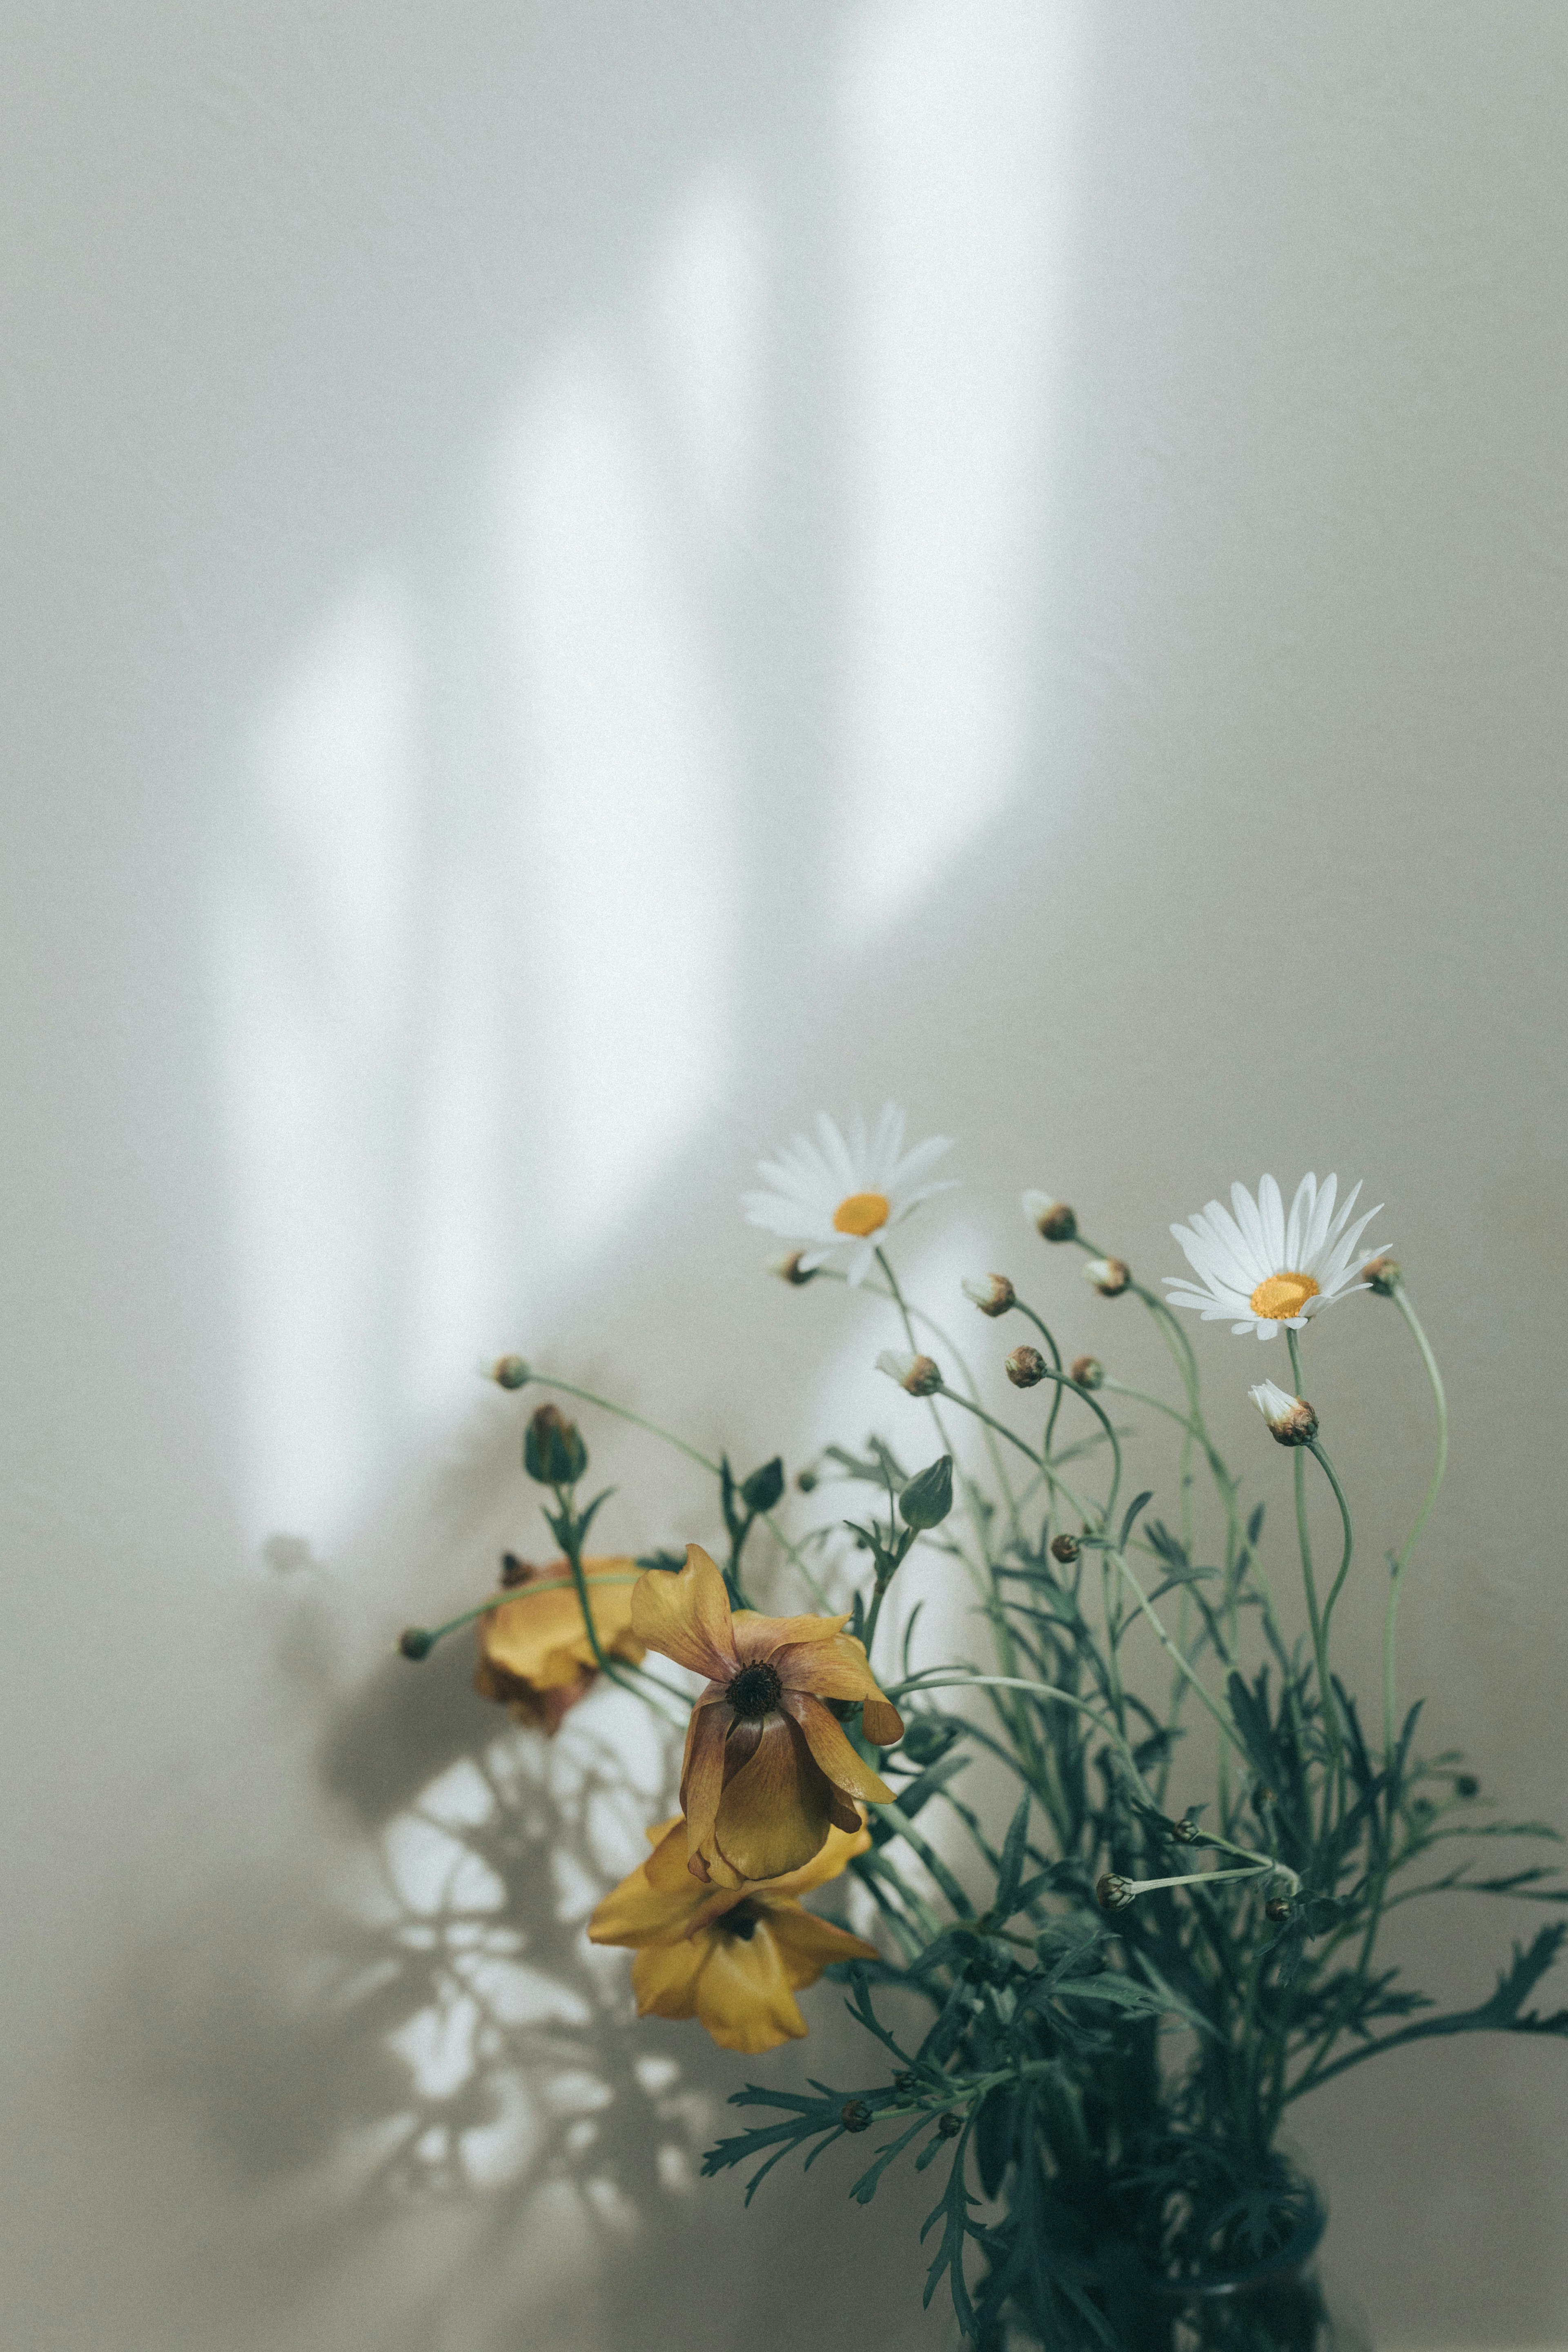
[1165,1174,1388,1342]
[742,1105,955,1285]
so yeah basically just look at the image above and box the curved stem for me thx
[1307,1439,1356,1634]
[521,1368,832,1609]
[1287,1330,1343,1815]
[1381,1281,1449,1757]
[1108,1548,1250,1768]
[889,1670,1157,1801]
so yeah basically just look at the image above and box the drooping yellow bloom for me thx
[631,1544,904,1884]
[474,1557,644,1734]
[588,1815,879,2051]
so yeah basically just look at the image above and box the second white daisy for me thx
[1165,1173,1388,1341]
[742,1105,955,1285]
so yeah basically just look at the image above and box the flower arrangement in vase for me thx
[398,1108,1568,2350]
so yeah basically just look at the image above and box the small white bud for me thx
[876,1349,943,1396]
[961,1272,1016,1318]
[1083,1256,1131,1298]
[1022,1189,1077,1242]
[1249,1379,1319,1447]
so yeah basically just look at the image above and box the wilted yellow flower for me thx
[588,1815,878,2051]
[631,1544,904,1884]
[474,1557,644,1734]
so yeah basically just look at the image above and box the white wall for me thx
[4,4,1567,2346]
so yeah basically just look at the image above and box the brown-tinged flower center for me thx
[832,1189,890,1236]
[1249,1272,1319,1321]
[726,1660,784,1721]
[717,1899,762,1941]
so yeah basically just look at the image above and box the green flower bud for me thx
[523,1402,588,1486]
[740,1457,785,1514]
[899,1453,954,1531]
[488,1355,532,1390]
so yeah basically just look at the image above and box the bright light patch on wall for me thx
[834,0,1082,935]
[496,319,742,1255]
[217,581,420,1548]
[644,160,766,536]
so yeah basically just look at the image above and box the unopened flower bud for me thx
[900,1453,954,1530]
[398,1626,435,1661]
[769,1250,818,1286]
[1005,1344,1047,1388]
[1455,1773,1480,1799]
[1362,1254,1401,1297]
[1096,1872,1134,1912]
[936,2111,963,2139]
[1249,1379,1318,1448]
[1050,1532,1080,1564]
[876,1349,942,1396]
[1083,1256,1131,1298]
[500,1551,531,1588]
[796,1468,819,1493]
[1265,1896,1292,1924]
[1071,1354,1104,1389]
[488,1355,531,1390]
[962,1272,1016,1318]
[840,2100,872,2133]
[523,1401,589,1485]
[1172,1817,1201,1844]
[1022,1190,1076,1243]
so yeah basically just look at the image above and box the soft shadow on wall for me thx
[151,5,1084,2350]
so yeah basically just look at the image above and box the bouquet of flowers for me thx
[399,1108,1568,2351]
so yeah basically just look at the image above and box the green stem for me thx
[1381,1281,1449,1758]
[1107,1548,1251,1769]
[1287,1330,1343,1817]
[522,1368,833,1608]
[551,1487,689,1727]
[1307,1439,1356,1633]
[889,1670,1157,1802]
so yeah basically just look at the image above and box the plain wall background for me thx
[3,4,1566,2346]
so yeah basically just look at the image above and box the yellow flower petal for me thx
[762,1902,881,1987]
[731,1608,851,1663]
[784,1691,895,1806]
[630,1937,706,2021]
[631,1544,738,1679]
[692,1922,808,2051]
[680,1700,731,1873]
[713,1715,834,1881]
[757,1819,871,1900]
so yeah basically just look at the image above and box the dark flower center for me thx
[726,1661,784,1721]
[717,1900,762,1942]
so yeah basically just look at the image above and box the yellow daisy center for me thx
[1249,1272,1320,1321]
[833,1190,891,1237]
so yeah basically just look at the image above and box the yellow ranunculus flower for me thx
[630,1543,905,1884]
[588,1816,879,2052]
[474,1557,644,1733]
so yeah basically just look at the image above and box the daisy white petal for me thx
[743,1105,954,1278]
[1165,1173,1391,1342]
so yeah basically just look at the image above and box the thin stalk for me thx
[523,1367,833,1608]
[1307,1438,1356,1633]
[1381,1281,1449,1757]
[1107,1547,1252,1770]
[889,1669,1158,1804]
[551,1486,689,1728]
[1287,1330,1343,1820]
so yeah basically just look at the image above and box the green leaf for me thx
[993,1792,1031,1919]
[1118,1490,1154,1550]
